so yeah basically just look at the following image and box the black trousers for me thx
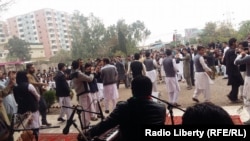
[190,60,195,86]
[39,97,48,123]
[228,85,240,101]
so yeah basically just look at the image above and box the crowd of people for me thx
[0,37,250,141]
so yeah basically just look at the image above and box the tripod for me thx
[62,104,104,141]
[151,95,185,125]
[9,113,60,141]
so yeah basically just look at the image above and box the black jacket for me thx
[54,71,71,97]
[88,97,166,141]
[13,83,39,114]
[224,48,244,86]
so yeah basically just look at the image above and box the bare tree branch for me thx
[0,0,15,12]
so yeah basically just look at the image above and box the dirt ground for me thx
[48,75,243,115]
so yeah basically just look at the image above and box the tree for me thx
[198,22,217,46]
[238,20,250,40]
[216,22,236,42]
[189,37,198,44]
[70,11,150,59]
[118,29,127,55]
[50,49,72,64]
[6,36,31,61]
[70,11,89,60]
[0,0,14,13]
[114,19,151,56]
[70,12,106,59]
[198,21,238,46]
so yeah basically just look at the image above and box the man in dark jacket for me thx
[86,75,166,141]
[224,38,244,103]
[54,63,72,122]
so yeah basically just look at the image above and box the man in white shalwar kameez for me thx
[192,46,213,103]
[162,49,181,106]
[143,51,159,100]
[234,49,250,125]
[101,58,119,114]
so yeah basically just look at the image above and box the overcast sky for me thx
[1,0,250,45]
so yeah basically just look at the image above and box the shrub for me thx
[43,90,56,112]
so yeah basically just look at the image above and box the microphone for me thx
[63,106,77,134]
[150,95,185,112]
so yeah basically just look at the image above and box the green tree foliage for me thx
[198,22,217,46]
[114,19,151,56]
[6,36,31,61]
[70,11,106,60]
[216,22,236,42]
[198,22,237,46]
[50,49,72,64]
[189,37,198,44]
[238,20,250,40]
[118,28,127,55]
[70,11,151,59]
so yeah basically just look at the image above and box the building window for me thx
[19,29,23,32]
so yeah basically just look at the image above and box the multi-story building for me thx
[0,21,8,43]
[29,43,47,61]
[184,28,201,43]
[7,8,72,59]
